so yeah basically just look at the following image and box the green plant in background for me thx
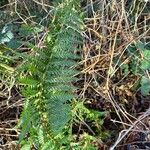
[136,42,150,96]
[70,133,98,150]
[72,101,107,132]
[0,45,14,73]
[0,43,17,98]
[0,23,26,97]
[140,76,150,96]
[72,100,108,138]
[126,41,150,96]
[0,23,24,50]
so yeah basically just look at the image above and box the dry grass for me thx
[80,0,150,149]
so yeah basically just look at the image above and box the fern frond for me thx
[18,0,83,148]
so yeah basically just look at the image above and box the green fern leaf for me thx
[18,0,83,148]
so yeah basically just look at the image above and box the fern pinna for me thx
[18,0,82,149]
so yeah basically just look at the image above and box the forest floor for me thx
[0,0,150,150]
